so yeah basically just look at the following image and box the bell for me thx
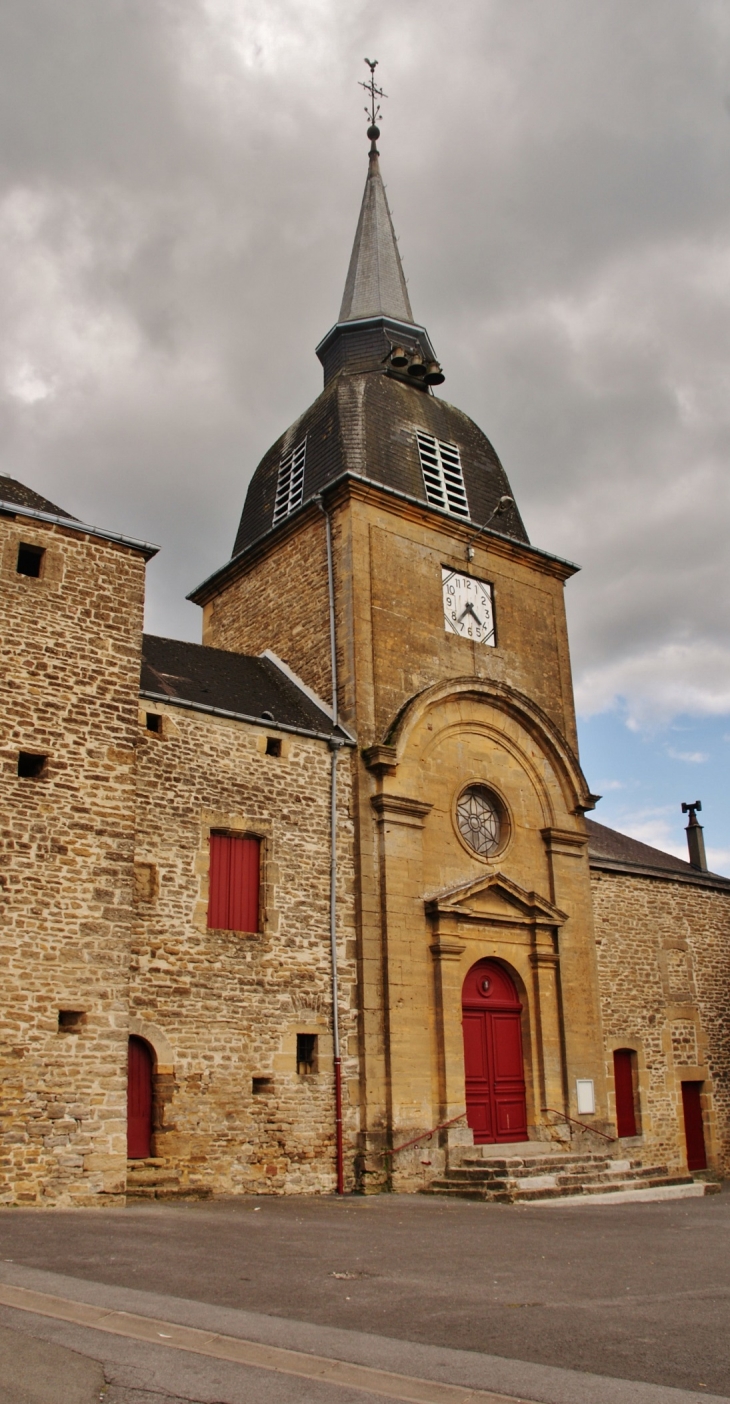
[424,361,445,385]
[390,346,409,368]
[407,353,426,378]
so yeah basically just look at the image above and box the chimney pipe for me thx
[681,801,707,872]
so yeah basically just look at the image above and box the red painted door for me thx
[681,1081,707,1171]
[127,1036,153,1159]
[462,960,527,1144]
[613,1049,637,1138]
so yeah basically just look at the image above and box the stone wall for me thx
[591,868,730,1175]
[133,704,358,1195]
[201,509,333,706]
[0,516,146,1206]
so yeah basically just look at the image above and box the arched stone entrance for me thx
[462,960,528,1144]
[127,1035,154,1159]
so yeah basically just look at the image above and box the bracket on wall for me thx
[370,794,433,829]
[541,827,589,859]
[363,744,398,776]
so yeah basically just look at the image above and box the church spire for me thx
[338,61,414,325]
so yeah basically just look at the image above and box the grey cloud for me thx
[0,0,728,725]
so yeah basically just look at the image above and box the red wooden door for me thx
[681,1081,707,1171]
[127,1036,153,1159]
[462,961,527,1144]
[613,1049,637,1138]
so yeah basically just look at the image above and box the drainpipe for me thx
[316,495,345,1194]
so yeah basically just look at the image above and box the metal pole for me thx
[317,496,344,1194]
[329,740,344,1194]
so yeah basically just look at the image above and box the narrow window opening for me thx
[297,1034,318,1076]
[146,713,162,733]
[265,736,282,757]
[16,543,44,578]
[58,1010,86,1033]
[416,432,469,518]
[18,752,47,778]
[252,1076,273,1096]
[208,832,261,933]
[272,439,307,525]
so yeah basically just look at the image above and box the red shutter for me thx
[208,833,260,931]
[613,1049,637,1137]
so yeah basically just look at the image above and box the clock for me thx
[442,567,495,646]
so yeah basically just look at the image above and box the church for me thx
[1,102,729,1208]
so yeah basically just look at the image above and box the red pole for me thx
[334,1055,344,1194]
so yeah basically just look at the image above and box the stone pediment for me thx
[425,872,567,928]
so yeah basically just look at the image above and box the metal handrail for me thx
[382,1112,467,1161]
[542,1107,616,1143]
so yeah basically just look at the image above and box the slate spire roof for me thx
[339,141,414,324]
[191,110,533,578]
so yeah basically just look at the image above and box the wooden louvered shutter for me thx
[208,833,261,932]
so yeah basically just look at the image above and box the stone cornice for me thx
[371,794,433,828]
[188,472,579,605]
[425,871,567,928]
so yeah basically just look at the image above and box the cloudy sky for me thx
[2,1,729,868]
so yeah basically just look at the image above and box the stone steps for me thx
[422,1146,717,1205]
[126,1158,211,1201]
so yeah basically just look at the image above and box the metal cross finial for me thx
[360,57,386,139]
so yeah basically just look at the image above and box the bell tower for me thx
[190,69,608,1186]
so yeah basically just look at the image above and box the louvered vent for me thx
[416,433,469,518]
[273,439,307,525]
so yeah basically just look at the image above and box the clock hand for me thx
[461,601,484,629]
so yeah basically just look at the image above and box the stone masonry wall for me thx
[201,512,333,706]
[133,704,358,1195]
[0,516,146,1206]
[591,869,730,1175]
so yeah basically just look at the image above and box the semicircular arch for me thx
[129,1018,175,1073]
[386,676,595,818]
[417,718,555,828]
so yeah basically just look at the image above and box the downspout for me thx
[316,495,345,1194]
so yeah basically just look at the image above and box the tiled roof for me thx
[586,818,730,889]
[0,474,75,518]
[140,635,348,740]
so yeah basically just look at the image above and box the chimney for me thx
[681,801,708,872]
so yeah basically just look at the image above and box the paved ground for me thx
[0,1188,728,1403]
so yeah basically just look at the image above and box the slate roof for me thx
[230,371,528,558]
[339,146,413,324]
[140,635,349,740]
[586,818,730,889]
[209,145,530,567]
[0,474,75,518]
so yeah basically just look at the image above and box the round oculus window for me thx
[456,785,503,858]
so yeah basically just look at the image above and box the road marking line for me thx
[0,1282,536,1404]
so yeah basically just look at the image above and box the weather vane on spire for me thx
[360,58,386,151]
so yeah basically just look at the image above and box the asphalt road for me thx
[0,1188,728,1402]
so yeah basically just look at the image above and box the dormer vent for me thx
[416,432,469,519]
[273,439,307,526]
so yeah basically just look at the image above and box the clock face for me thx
[442,567,495,646]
